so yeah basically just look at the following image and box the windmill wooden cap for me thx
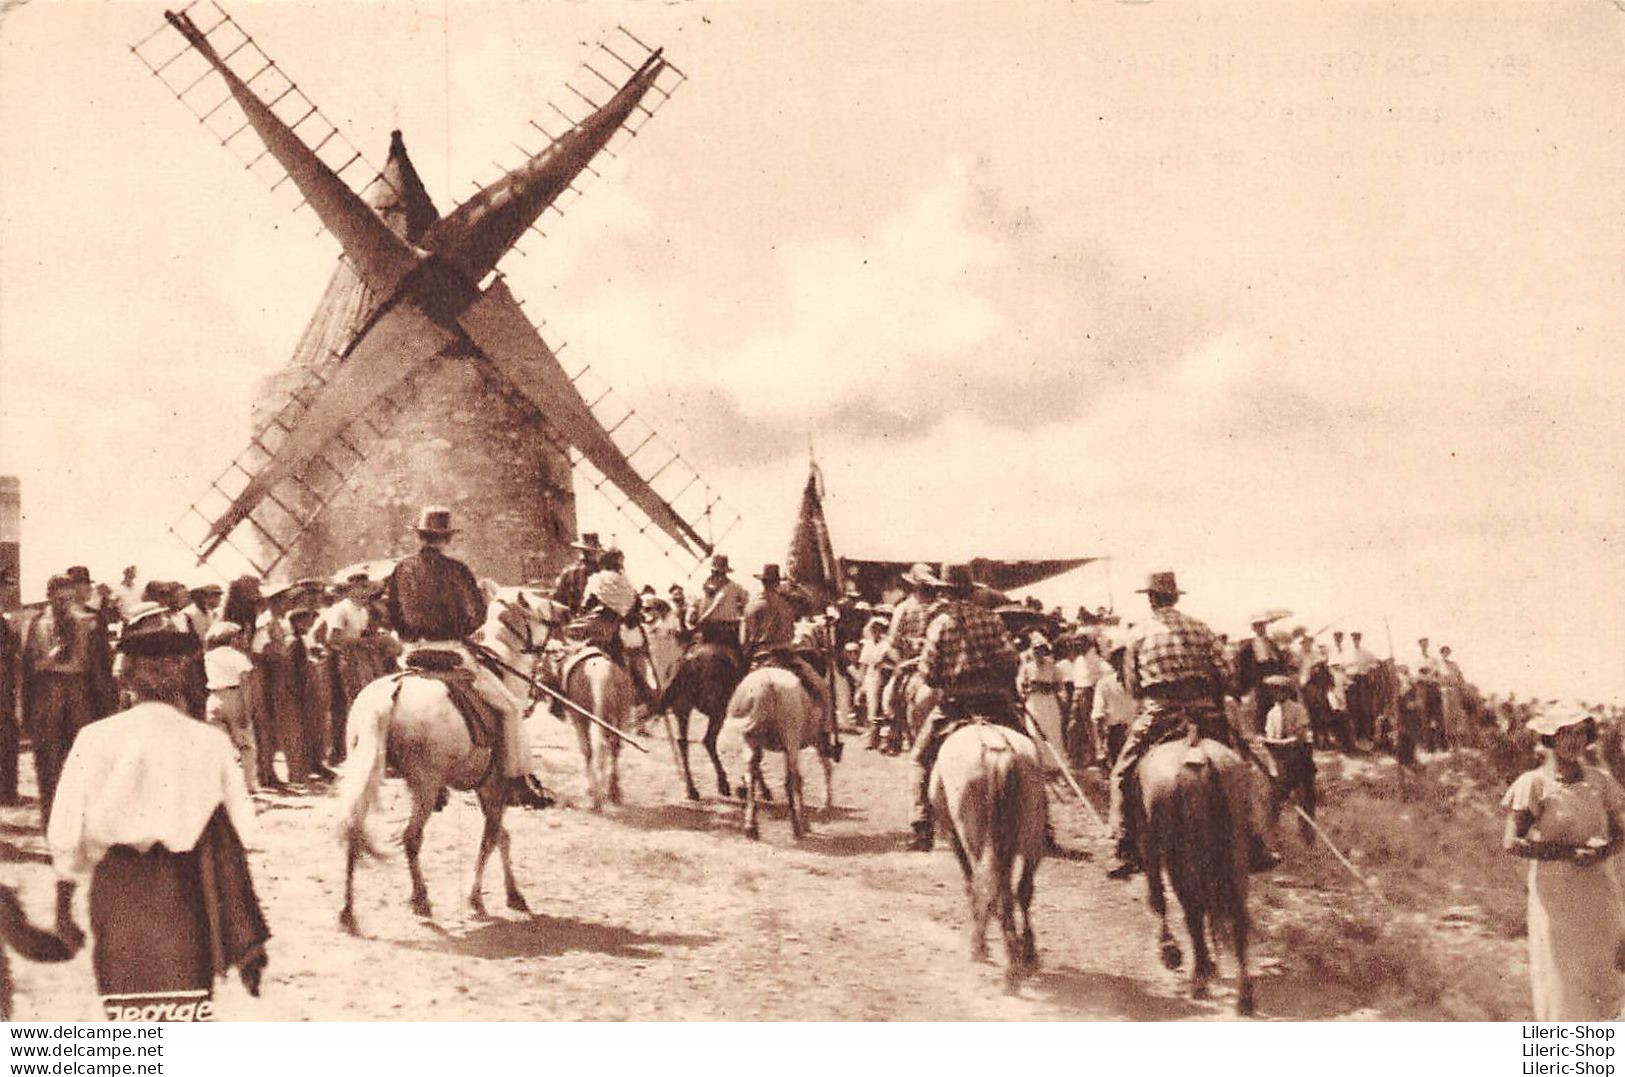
[414,506,459,535]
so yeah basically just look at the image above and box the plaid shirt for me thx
[919,601,1017,696]
[1126,605,1224,697]
[884,593,935,662]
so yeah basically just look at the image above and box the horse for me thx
[1136,737,1256,1015]
[928,721,1047,992]
[561,648,638,810]
[335,590,554,935]
[725,665,835,840]
[656,642,745,800]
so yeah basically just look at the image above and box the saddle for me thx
[558,644,611,691]
[395,659,503,765]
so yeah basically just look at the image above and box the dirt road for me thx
[3,712,1345,1021]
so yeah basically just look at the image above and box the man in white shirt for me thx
[1262,674,1316,841]
[579,549,650,708]
[204,621,258,792]
[181,582,223,643]
[1344,630,1381,745]
[1090,641,1137,768]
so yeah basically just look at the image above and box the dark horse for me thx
[1137,737,1256,1016]
[657,642,746,800]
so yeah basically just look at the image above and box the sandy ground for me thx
[2,710,1391,1022]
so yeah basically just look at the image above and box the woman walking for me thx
[1502,707,1625,1020]
[47,620,268,1021]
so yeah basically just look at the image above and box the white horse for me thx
[725,666,835,840]
[335,588,556,935]
[930,721,1047,991]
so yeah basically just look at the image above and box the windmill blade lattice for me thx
[475,27,686,259]
[131,1,399,239]
[168,322,430,580]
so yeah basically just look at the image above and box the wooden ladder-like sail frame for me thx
[134,3,738,579]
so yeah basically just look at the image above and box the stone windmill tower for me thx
[135,4,736,583]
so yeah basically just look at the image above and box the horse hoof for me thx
[1190,980,1210,1000]
[507,892,531,914]
[339,909,360,936]
[733,784,748,800]
[686,787,701,802]
[411,896,433,919]
[744,825,760,841]
[469,897,488,919]
[1160,941,1183,970]
[759,787,774,803]
[1237,986,1257,1017]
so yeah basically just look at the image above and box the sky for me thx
[1,0,1622,701]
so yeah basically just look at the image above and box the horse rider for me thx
[385,507,540,806]
[1104,571,1279,880]
[690,554,749,657]
[576,547,654,710]
[551,533,603,615]
[906,563,1021,853]
[739,564,829,715]
[877,563,939,751]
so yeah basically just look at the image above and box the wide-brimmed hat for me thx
[939,563,975,593]
[414,506,459,536]
[1136,571,1182,598]
[710,554,732,574]
[904,563,940,588]
[1527,707,1597,741]
[64,565,92,585]
[570,532,604,553]
[755,563,782,586]
[45,574,76,596]
[117,622,198,658]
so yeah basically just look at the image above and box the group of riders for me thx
[390,509,1278,881]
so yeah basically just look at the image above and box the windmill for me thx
[132,3,738,584]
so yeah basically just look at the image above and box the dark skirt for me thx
[90,843,212,1013]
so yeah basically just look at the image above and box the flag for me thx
[785,462,844,605]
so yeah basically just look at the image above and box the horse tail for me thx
[335,679,394,859]
[990,742,1024,881]
[1194,760,1240,945]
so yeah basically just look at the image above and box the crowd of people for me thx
[2,514,1622,1022]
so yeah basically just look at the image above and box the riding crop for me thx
[1233,734,1383,900]
[1020,704,1106,829]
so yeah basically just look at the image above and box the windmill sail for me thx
[460,280,709,556]
[144,4,733,578]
